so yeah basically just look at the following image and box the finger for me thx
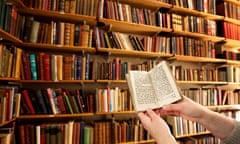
[146,109,158,119]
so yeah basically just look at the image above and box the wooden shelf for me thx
[18,8,97,25]
[97,47,173,58]
[0,77,20,81]
[224,17,240,25]
[226,60,240,65]
[119,139,155,144]
[175,131,211,139]
[96,80,127,83]
[0,118,16,128]
[119,0,172,9]
[16,42,96,53]
[222,38,240,51]
[168,55,226,63]
[17,113,94,120]
[217,82,240,90]
[96,111,136,115]
[208,104,240,111]
[172,30,225,42]
[19,80,95,83]
[0,29,22,43]
[177,80,228,85]
[98,18,172,35]
[170,6,224,20]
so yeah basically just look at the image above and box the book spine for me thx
[29,54,38,80]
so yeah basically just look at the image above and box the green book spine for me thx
[64,95,74,114]
[71,95,80,113]
[84,127,90,144]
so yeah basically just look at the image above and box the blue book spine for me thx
[29,54,38,80]
[76,56,82,80]
[85,53,90,80]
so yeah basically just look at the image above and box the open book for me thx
[126,61,182,112]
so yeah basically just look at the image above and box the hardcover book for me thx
[126,61,182,112]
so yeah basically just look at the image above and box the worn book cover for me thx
[126,61,182,112]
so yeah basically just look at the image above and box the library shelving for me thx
[0,0,240,143]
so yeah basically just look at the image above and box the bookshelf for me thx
[0,0,240,143]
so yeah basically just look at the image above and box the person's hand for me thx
[138,109,176,144]
[155,96,209,123]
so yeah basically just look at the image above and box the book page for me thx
[127,71,159,111]
[149,61,181,106]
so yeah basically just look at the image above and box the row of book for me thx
[20,51,240,81]
[216,1,240,20]
[172,64,240,82]
[101,1,172,27]
[95,87,133,112]
[21,88,94,115]
[0,44,22,79]
[167,110,240,137]
[20,87,134,115]
[219,21,240,41]
[177,136,220,144]
[0,128,15,144]
[21,53,92,81]
[21,0,99,17]
[171,0,217,14]
[172,65,218,82]
[95,27,217,58]
[21,16,94,46]
[0,0,20,38]
[172,13,217,36]
[15,119,151,144]
[20,0,218,16]
[21,51,160,81]
[0,86,21,123]
[218,66,240,82]
[182,88,240,106]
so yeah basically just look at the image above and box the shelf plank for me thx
[18,113,94,119]
[19,80,95,83]
[217,83,240,90]
[118,139,155,144]
[18,8,97,25]
[96,80,127,83]
[208,104,240,111]
[119,0,172,9]
[224,17,240,25]
[170,6,224,20]
[0,77,20,81]
[99,18,172,35]
[226,60,240,65]
[172,30,225,42]
[97,47,173,58]
[168,55,227,63]
[177,80,228,85]
[175,131,211,139]
[16,42,96,53]
[0,29,22,43]
[96,111,136,115]
[222,39,240,51]
[0,118,16,128]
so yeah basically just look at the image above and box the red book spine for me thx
[43,54,51,80]
[22,90,35,114]
[22,54,31,80]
